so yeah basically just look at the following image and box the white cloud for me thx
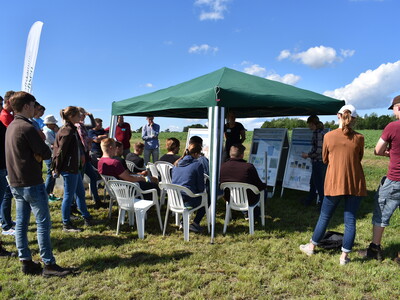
[194,0,230,21]
[145,83,154,88]
[324,60,400,109]
[188,44,219,54]
[243,64,266,76]
[237,118,265,131]
[278,45,355,68]
[266,73,301,85]
[167,125,181,132]
[241,62,301,86]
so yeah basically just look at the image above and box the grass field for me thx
[1,130,399,299]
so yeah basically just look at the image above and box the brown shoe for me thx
[358,243,383,261]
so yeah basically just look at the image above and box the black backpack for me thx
[318,231,343,250]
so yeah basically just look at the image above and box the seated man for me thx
[125,142,145,173]
[220,144,266,218]
[113,141,128,171]
[98,138,158,196]
[159,138,181,164]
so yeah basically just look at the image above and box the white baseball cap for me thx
[338,104,358,118]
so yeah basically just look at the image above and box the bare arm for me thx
[374,138,390,157]
[118,170,158,184]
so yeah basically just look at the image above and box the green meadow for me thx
[0,130,399,299]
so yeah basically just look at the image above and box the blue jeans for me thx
[0,169,14,230]
[144,148,159,165]
[307,161,327,204]
[44,159,55,195]
[61,172,91,224]
[311,195,362,252]
[82,161,100,202]
[10,184,56,265]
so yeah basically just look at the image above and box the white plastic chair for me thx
[220,182,265,235]
[108,180,163,239]
[160,183,209,241]
[146,162,159,178]
[154,161,174,206]
[100,174,118,219]
[126,160,146,173]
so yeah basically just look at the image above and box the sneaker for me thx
[48,194,62,202]
[178,220,183,231]
[299,243,314,256]
[358,243,383,261]
[2,228,15,236]
[84,218,93,227]
[340,257,351,265]
[70,213,80,221]
[0,245,16,257]
[43,263,73,277]
[21,260,43,275]
[189,222,203,233]
[63,222,83,233]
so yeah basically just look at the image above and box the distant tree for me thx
[183,123,207,132]
[164,128,170,133]
[136,126,142,133]
[261,118,307,129]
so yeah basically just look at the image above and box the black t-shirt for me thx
[125,152,144,173]
[224,122,245,148]
[159,154,180,164]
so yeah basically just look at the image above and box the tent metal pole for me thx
[209,105,224,244]
[109,114,117,139]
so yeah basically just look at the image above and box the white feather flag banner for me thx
[21,21,43,93]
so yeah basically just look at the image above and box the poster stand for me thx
[249,128,289,197]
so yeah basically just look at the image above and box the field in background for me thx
[3,130,398,299]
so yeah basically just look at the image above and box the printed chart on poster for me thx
[186,128,210,158]
[249,128,288,188]
[282,128,329,193]
[282,128,313,192]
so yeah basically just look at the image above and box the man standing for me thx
[6,91,71,276]
[220,144,266,217]
[0,90,15,127]
[112,115,132,157]
[359,95,400,262]
[89,118,108,159]
[142,116,160,164]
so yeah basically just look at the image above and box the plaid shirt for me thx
[308,128,324,162]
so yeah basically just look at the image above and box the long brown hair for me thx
[60,106,80,123]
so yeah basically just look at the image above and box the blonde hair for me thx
[101,138,116,153]
[340,110,355,136]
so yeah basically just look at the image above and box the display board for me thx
[186,128,210,158]
[281,128,329,194]
[249,128,289,196]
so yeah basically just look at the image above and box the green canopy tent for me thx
[111,67,345,242]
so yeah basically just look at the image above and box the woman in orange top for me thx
[300,104,366,265]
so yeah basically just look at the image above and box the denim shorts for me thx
[372,177,400,227]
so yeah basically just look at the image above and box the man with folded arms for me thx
[6,91,72,277]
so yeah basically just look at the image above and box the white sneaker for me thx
[299,243,314,256]
[340,257,351,265]
[2,228,15,236]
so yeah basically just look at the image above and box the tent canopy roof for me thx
[112,67,345,118]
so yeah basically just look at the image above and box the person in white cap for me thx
[43,115,61,202]
[359,95,400,263]
[300,104,367,265]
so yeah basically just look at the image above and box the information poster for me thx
[282,128,313,192]
[186,128,210,158]
[282,128,329,193]
[249,128,288,189]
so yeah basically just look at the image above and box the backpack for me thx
[318,231,343,250]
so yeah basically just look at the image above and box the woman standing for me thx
[224,111,245,161]
[299,104,366,265]
[301,115,327,207]
[52,106,93,232]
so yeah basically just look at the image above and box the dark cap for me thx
[388,95,400,110]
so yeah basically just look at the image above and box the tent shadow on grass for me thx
[79,250,192,272]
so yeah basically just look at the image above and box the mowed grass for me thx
[1,130,399,299]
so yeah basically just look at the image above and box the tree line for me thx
[261,113,396,130]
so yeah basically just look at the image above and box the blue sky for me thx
[1,0,399,132]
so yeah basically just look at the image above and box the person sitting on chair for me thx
[98,138,158,197]
[159,138,180,164]
[172,143,206,233]
[125,142,145,173]
[220,144,266,219]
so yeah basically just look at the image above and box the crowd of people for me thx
[0,91,398,278]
